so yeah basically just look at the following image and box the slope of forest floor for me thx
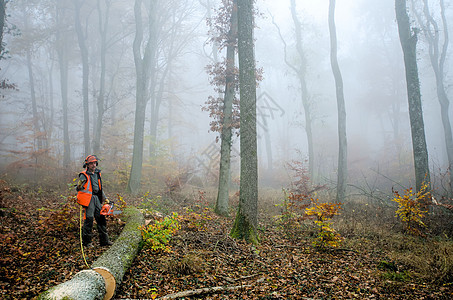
[1,180,452,299]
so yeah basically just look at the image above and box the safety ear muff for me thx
[84,155,98,166]
[92,155,99,166]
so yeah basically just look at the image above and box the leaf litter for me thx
[0,181,451,299]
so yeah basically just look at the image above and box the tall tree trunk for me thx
[148,2,186,160]
[45,56,55,150]
[26,49,42,152]
[22,6,42,154]
[261,113,273,170]
[127,0,156,194]
[230,0,258,244]
[436,0,453,194]
[290,0,314,179]
[215,0,238,217]
[328,0,347,202]
[395,0,431,192]
[92,0,111,155]
[412,0,452,194]
[74,0,91,156]
[0,0,5,57]
[199,0,219,64]
[149,67,165,160]
[56,1,71,169]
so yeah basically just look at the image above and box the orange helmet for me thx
[83,155,98,168]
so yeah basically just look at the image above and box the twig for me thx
[218,273,263,284]
[157,277,265,299]
[156,284,252,299]
[334,248,359,253]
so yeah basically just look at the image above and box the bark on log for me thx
[37,206,144,300]
[157,284,253,299]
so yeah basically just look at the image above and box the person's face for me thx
[87,161,96,172]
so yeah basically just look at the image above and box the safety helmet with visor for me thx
[83,155,99,168]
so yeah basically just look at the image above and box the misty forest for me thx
[1,0,453,299]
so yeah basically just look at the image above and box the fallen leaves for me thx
[0,185,124,299]
[0,180,452,299]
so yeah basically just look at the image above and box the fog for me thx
[0,0,452,195]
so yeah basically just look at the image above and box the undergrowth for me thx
[337,201,453,286]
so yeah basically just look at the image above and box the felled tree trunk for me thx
[37,207,144,300]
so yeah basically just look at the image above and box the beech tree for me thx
[18,1,43,152]
[73,0,91,156]
[271,1,315,179]
[9,0,57,163]
[289,0,314,179]
[230,0,258,244]
[127,0,157,194]
[55,0,71,169]
[148,0,197,160]
[0,0,6,59]
[328,0,347,202]
[215,0,237,217]
[203,0,239,217]
[395,0,431,192]
[411,0,452,194]
[92,0,112,156]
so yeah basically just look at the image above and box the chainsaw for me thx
[100,201,122,216]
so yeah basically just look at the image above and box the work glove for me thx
[76,179,85,191]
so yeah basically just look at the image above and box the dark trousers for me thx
[82,194,109,245]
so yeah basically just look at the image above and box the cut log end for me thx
[93,267,116,300]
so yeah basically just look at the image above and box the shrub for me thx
[274,190,310,239]
[392,181,430,235]
[140,212,180,252]
[305,199,343,249]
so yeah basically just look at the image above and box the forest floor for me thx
[1,180,453,299]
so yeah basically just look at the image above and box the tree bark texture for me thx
[328,0,347,202]
[413,0,452,194]
[290,0,314,179]
[74,0,91,156]
[37,207,144,300]
[92,0,111,155]
[21,4,43,152]
[127,0,156,194]
[26,48,42,151]
[0,0,5,56]
[56,2,71,169]
[230,0,258,244]
[395,0,431,192]
[216,0,238,217]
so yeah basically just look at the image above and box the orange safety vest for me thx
[77,170,102,207]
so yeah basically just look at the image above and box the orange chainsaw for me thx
[100,201,122,216]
